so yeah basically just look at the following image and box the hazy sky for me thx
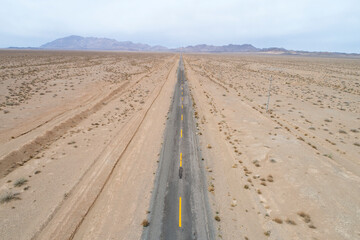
[1,0,359,52]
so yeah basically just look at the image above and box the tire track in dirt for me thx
[0,60,170,178]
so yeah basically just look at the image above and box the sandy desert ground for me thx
[0,50,178,240]
[184,53,360,240]
[0,50,359,240]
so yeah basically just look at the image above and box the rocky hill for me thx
[22,35,357,56]
[40,35,167,51]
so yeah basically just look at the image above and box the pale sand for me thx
[0,51,359,240]
[0,50,177,240]
[184,53,360,240]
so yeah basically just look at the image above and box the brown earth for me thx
[0,50,359,240]
[184,53,360,240]
[0,50,177,240]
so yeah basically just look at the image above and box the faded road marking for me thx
[179,197,182,228]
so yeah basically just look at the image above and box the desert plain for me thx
[0,50,359,240]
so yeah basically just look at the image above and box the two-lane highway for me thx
[142,56,214,240]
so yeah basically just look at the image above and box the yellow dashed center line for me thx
[180,152,182,167]
[179,75,184,229]
[179,197,182,228]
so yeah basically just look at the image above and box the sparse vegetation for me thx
[252,160,260,167]
[298,211,311,223]
[14,178,28,187]
[0,192,21,204]
[273,218,283,224]
[208,184,215,193]
[1,48,358,240]
[308,224,316,229]
[141,219,150,227]
[285,218,296,225]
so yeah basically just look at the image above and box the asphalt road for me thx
[142,56,214,240]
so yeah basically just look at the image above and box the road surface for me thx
[142,56,214,240]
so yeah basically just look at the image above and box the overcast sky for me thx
[0,0,359,53]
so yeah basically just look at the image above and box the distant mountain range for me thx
[40,35,168,52]
[39,35,260,53]
[7,35,359,56]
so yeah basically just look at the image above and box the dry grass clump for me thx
[298,211,317,229]
[308,224,316,229]
[297,211,311,223]
[273,218,283,224]
[0,192,21,204]
[141,219,150,227]
[297,136,305,141]
[267,175,274,182]
[252,160,261,167]
[14,178,28,187]
[208,183,215,193]
[285,218,296,225]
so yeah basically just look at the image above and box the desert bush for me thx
[14,178,27,187]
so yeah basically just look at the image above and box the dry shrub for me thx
[141,219,150,227]
[273,218,283,224]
